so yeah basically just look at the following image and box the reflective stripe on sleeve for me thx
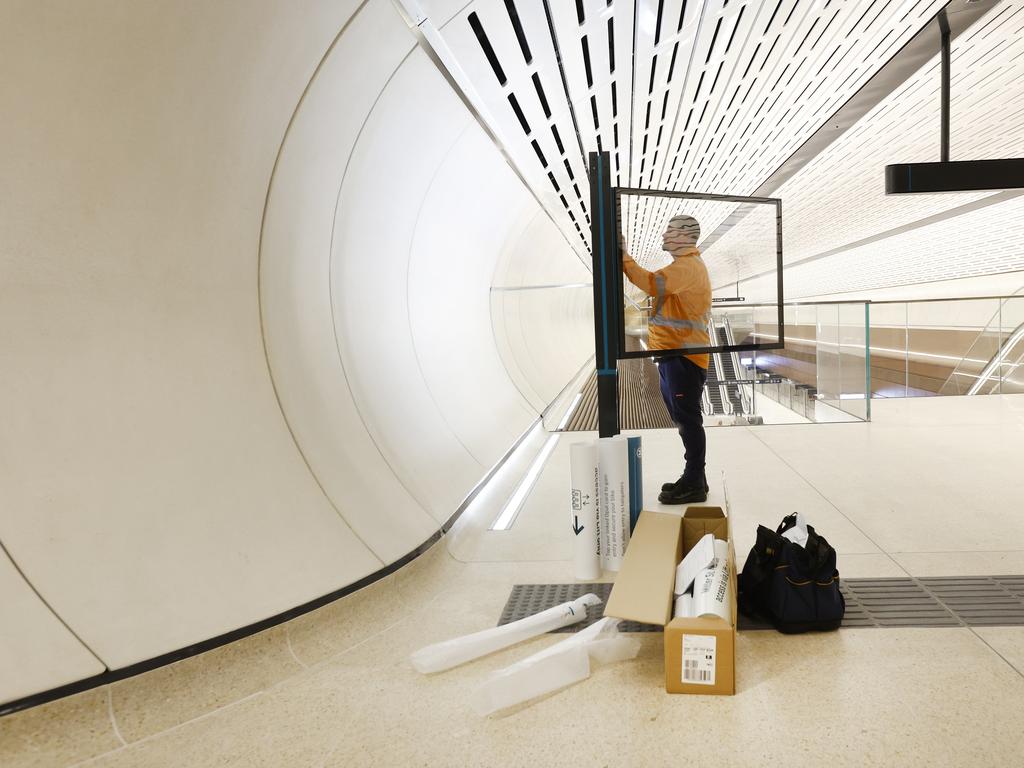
[653,274,667,317]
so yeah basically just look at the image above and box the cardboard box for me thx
[604,506,737,695]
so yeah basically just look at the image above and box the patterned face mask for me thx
[662,215,701,255]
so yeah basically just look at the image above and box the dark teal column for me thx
[588,151,620,438]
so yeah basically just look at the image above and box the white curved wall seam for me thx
[405,125,544,466]
[331,45,483,520]
[487,207,593,411]
[260,1,441,563]
[402,122,491,470]
[0,541,105,703]
[410,130,551,463]
[322,42,448,523]
[487,208,549,410]
[489,209,594,411]
[326,38,589,522]
[256,0,389,565]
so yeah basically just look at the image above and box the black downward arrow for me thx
[572,516,585,535]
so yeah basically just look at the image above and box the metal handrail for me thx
[967,321,1024,396]
[939,288,1024,395]
[710,293,1024,309]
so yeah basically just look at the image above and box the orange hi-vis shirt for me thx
[622,246,713,369]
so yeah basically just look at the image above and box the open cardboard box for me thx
[604,506,737,695]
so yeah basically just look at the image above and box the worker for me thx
[621,214,712,504]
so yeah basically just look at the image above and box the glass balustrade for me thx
[530,292,1024,433]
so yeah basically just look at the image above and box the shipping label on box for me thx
[681,634,717,686]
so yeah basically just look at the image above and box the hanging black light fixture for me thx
[885,5,1024,194]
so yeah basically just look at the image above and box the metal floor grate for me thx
[499,576,1024,631]
[498,583,657,633]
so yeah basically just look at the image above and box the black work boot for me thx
[658,477,709,505]
[661,474,709,494]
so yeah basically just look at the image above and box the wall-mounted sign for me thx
[712,297,746,303]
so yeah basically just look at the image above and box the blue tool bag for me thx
[738,514,845,634]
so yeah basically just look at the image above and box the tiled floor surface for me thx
[3,394,1024,767]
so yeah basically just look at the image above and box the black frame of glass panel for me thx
[613,186,785,360]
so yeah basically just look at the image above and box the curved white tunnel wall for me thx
[491,213,595,410]
[0,0,592,705]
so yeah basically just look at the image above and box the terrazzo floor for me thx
[3,395,1024,767]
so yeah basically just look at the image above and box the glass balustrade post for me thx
[999,301,1004,396]
[752,348,757,417]
[904,302,910,398]
[866,302,872,422]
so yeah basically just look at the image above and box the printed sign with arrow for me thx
[572,516,585,536]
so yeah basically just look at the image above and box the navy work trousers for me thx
[658,356,708,485]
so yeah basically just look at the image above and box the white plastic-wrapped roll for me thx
[409,594,602,674]
[674,592,695,618]
[694,539,732,622]
[470,617,641,716]
[597,436,629,571]
[569,442,600,581]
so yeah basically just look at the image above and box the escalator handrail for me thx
[967,320,1024,396]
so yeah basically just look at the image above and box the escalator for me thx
[706,383,726,414]
[713,325,744,414]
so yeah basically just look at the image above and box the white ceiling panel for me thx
[783,193,1024,297]
[722,0,1024,293]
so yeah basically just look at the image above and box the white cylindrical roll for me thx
[569,442,600,580]
[674,592,695,619]
[597,436,629,572]
[410,594,602,674]
[694,539,732,622]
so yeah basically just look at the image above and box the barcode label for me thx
[681,635,716,686]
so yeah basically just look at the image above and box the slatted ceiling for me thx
[664,0,941,219]
[548,0,632,197]
[746,0,1024,296]
[446,2,593,258]
[429,0,1020,295]
[630,1,753,259]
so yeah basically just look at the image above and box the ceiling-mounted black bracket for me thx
[886,4,1024,194]
[939,12,950,163]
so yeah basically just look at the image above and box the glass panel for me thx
[866,302,909,399]
[737,303,818,423]
[999,296,1024,396]
[839,303,869,420]
[617,190,782,359]
[912,298,1001,397]
[812,303,869,422]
